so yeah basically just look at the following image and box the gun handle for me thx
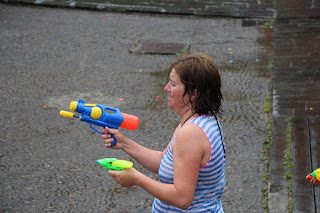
[90,124,117,146]
[109,134,117,147]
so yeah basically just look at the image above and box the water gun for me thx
[96,158,133,171]
[60,99,139,146]
[306,168,320,183]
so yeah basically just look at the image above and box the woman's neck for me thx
[180,111,197,126]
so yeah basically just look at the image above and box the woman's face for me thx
[164,69,190,114]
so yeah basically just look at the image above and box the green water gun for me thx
[96,158,133,171]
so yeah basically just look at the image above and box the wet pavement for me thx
[268,1,320,212]
[1,0,275,18]
[0,0,319,213]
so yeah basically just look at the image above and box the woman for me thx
[101,54,226,212]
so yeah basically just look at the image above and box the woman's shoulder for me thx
[178,121,207,142]
[173,121,211,160]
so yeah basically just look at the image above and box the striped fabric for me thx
[152,115,226,213]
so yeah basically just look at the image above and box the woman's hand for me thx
[101,127,126,149]
[108,167,138,187]
[310,179,320,186]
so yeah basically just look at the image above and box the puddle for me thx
[130,40,190,55]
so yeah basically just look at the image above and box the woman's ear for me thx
[191,89,199,101]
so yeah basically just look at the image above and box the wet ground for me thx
[2,0,275,18]
[268,1,320,211]
[0,3,273,212]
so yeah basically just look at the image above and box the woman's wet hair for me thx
[169,54,223,117]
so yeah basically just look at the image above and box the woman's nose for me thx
[164,82,170,91]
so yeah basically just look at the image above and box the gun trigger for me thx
[90,124,103,134]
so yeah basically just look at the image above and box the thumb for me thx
[108,169,119,176]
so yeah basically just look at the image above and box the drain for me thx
[242,20,258,27]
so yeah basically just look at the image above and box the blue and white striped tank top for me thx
[152,115,226,213]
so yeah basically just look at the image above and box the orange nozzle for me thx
[119,113,139,131]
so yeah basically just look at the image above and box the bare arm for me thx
[101,127,163,173]
[109,124,210,210]
[121,136,163,173]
